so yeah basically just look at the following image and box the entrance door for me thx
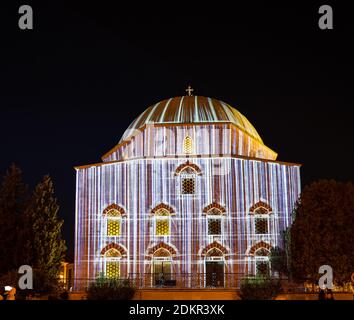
[153,261,171,285]
[206,261,224,287]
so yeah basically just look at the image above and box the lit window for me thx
[105,248,121,258]
[156,218,170,236]
[183,136,193,154]
[106,261,120,278]
[255,217,268,234]
[107,219,121,236]
[208,218,221,235]
[182,177,195,194]
[155,208,170,216]
[104,248,121,279]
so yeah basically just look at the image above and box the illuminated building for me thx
[74,93,301,289]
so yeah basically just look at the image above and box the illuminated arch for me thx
[254,248,271,257]
[100,243,127,257]
[203,203,226,215]
[104,248,122,258]
[247,241,272,256]
[249,201,272,214]
[206,247,224,257]
[201,241,228,258]
[174,161,202,176]
[153,248,172,258]
[150,203,175,216]
[102,203,126,217]
[146,242,177,260]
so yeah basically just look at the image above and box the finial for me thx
[185,85,194,96]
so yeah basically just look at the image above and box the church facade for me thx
[74,94,301,289]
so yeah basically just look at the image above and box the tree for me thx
[0,164,30,275]
[290,179,354,285]
[269,246,288,277]
[27,175,66,291]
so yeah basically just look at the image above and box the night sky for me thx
[1,2,353,258]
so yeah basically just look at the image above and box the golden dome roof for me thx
[120,96,263,144]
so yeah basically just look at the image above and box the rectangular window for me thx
[107,219,121,236]
[106,261,120,278]
[255,217,268,234]
[181,177,195,194]
[156,219,170,236]
[208,218,221,235]
[256,260,270,276]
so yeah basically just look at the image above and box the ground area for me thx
[65,290,353,300]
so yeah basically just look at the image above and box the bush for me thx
[240,277,281,300]
[59,290,69,300]
[87,277,136,300]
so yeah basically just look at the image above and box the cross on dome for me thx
[185,85,194,96]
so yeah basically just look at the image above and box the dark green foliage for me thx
[0,269,19,288]
[32,268,60,294]
[26,175,66,292]
[0,164,30,274]
[59,290,69,300]
[0,269,30,300]
[87,276,136,300]
[269,246,289,277]
[290,180,354,285]
[0,165,66,296]
[239,277,281,300]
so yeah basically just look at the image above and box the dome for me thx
[120,96,263,144]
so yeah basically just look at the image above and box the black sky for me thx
[1,2,353,258]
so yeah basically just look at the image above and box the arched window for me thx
[152,248,172,282]
[150,204,174,237]
[103,204,126,237]
[104,248,121,279]
[175,162,202,195]
[183,136,193,154]
[154,208,170,236]
[146,243,177,283]
[247,241,272,276]
[202,244,227,287]
[101,243,127,279]
[249,201,271,235]
[254,248,270,276]
[203,203,226,237]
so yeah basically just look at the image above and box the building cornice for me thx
[75,154,301,170]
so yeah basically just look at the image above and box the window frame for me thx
[183,135,193,154]
[154,216,171,236]
[207,216,222,236]
[254,216,269,235]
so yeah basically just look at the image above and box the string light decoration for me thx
[74,95,301,289]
